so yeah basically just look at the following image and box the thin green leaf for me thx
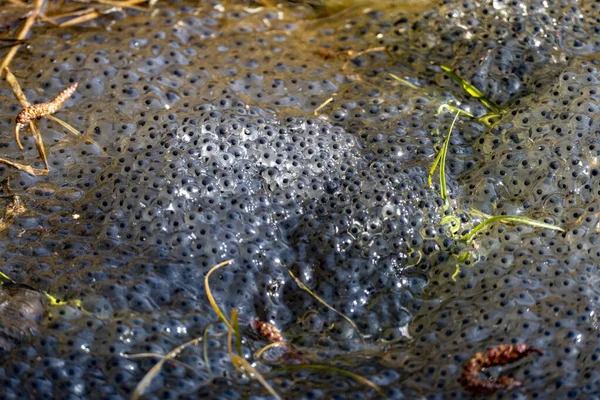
[462,215,564,243]
[204,259,234,330]
[254,342,289,360]
[441,65,501,113]
[451,264,461,282]
[428,145,444,187]
[388,73,420,90]
[0,270,15,283]
[437,104,474,119]
[231,354,283,400]
[227,308,238,363]
[441,214,461,236]
[233,308,242,357]
[441,65,485,98]
[122,353,196,373]
[439,110,461,202]
[287,269,363,340]
[271,364,388,400]
[477,112,502,127]
[227,309,282,400]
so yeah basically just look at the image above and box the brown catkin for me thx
[16,82,78,125]
[461,343,544,394]
[251,320,285,344]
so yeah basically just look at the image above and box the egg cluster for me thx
[0,0,598,398]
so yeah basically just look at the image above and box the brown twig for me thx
[313,94,336,116]
[43,0,155,27]
[341,46,387,72]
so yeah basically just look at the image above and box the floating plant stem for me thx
[287,268,363,340]
[204,259,234,330]
[430,108,462,203]
[462,215,564,243]
[129,336,204,400]
[271,364,388,399]
[441,65,502,114]
[232,308,243,357]
[227,309,282,400]
[388,73,420,90]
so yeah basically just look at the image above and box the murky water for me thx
[0,0,598,398]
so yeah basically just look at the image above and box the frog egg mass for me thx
[0,0,599,398]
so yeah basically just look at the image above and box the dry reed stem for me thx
[58,10,101,27]
[341,46,387,71]
[0,0,45,72]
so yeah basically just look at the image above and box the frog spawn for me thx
[0,0,598,398]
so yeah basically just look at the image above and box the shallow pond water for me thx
[0,0,599,399]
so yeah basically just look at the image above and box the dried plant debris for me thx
[43,0,157,28]
[128,336,205,400]
[0,3,31,33]
[0,195,26,233]
[1,69,80,175]
[461,343,544,394]
[252,320,305,363]
[15,82,78,149]
[1,1,600,398]
[0,283,46,353]
[286,268,363,340]
[252,320,286,344]
[0,0,44,72]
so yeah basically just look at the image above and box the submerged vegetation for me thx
[130,258,387,399]
[0,0,583,398]
[430,67,564,245]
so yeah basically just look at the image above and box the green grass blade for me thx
[441,214,461,236]
[477,112,502,127]
[388,73,420,90]
[0,270,15,283]
[441,65,485,97]
[451,264,461,282]
[227,309,282,400]
[122,353,196,373]
[437,104,474,119]
[441,65,501,113]
[428,146,444,187]
[205,259,234,330]
[232,308,243,357]
[287,269,363,340]
[271,364,388,399]
[462,215,564,243]
[439,110,461,202]
[226,309,237,368]
[231,354,283,400]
